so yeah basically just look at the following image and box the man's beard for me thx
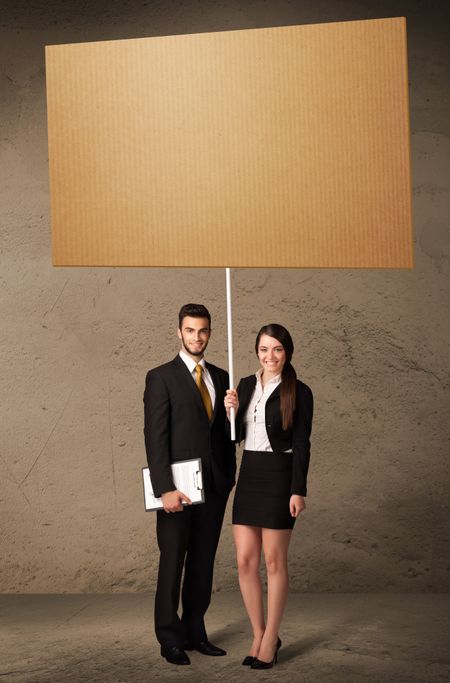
[180,333,208,357]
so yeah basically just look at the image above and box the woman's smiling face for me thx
[257,334,286,377]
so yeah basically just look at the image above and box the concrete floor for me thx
[1,593,449,682]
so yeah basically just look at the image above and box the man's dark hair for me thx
[178,303,211,329]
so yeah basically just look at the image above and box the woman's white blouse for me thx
[243,369,292,452]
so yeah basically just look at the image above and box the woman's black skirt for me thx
[232,450,295,530]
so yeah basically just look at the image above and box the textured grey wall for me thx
[1,0,449,593]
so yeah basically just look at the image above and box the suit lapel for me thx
[266,384,281,403]
[205,362,220,423]
[173,355,208,416]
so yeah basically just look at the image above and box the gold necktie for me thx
[195,364,213,420]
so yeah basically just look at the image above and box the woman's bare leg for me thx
[233,524,265,657]
[258,528,292,662]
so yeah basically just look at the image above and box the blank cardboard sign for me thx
[46,18,413,268]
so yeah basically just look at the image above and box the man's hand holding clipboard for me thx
[160,489,192,512]
[142,458,204,512]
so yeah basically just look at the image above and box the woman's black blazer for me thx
[235,375,313,496]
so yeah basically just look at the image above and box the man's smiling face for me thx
[177,316,211,359]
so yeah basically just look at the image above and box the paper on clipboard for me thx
[142,458,204,511]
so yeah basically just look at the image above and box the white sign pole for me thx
[225,268,236,441]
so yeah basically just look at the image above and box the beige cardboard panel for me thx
[46,18,413,268]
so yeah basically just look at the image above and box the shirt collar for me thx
[255,367,282,386]
[179,349,206,374]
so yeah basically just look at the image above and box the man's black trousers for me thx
[154,489,229,647]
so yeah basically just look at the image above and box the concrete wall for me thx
[1,0,449,593]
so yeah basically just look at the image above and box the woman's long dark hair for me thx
[255,324,297,431]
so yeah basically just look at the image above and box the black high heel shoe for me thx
[250,637,281,670]
[242,655,256,666]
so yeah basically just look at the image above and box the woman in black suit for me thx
[225,323,313,670]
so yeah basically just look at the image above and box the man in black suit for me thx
[144,303,236,666]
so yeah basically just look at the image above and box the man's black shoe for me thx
[160,645,191,665]
[184,640,226,656]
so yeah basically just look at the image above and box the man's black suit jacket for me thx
[234,375,313,496]
[144,355,236,497]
